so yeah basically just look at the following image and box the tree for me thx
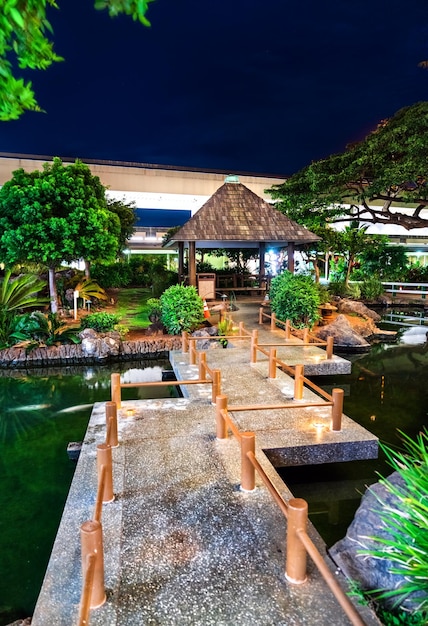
[335,225,385,286]
[268,102,428,231]
[107,196,136,253]
[0,0,154,121]
[0,157,122,312]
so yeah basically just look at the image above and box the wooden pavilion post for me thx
[259,241,266,286]
[188,240,197,287]
[178,242,185,282]
[287,241,295,273]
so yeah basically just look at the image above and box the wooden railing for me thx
[215,394,366,626]
[77,402,119,625]
[111,349,221,405]
[258,308,334,356]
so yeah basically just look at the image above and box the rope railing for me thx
[215,395,366,626]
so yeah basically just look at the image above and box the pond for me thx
[279,323,428,547]
[0,358,179,626]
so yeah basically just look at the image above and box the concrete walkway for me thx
[32,304,380,625]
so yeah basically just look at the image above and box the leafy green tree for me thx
[0,0,154,121]
[335,225,386,286]
[268,102,428,231]
[0,158,121,312]
[107,197,136,255]
[0,270,49,347]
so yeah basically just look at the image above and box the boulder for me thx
[79,328,121,359]
[337,299,381,321]
[315,315,371,350]
[330,471,428,612]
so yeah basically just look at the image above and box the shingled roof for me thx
[166,179,319,247]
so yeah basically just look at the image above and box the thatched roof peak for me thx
[166,180,319,246]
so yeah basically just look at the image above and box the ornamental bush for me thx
[80,312,120,333]
[269,271,320,328]
[160,285,204,335]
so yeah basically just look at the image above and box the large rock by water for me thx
[337,299,382,322]
[315,314,371,350]
[330,471,428,612]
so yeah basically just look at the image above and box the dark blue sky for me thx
[1,0,428,176]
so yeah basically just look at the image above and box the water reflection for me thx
[0,359,175,624]
[280,329,428,547]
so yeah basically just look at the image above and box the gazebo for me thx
[163,175,320,294]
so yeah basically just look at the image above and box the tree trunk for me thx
[48,267,58,313]
[84,259,91,279]
[344,255,353,287]
[313,257,320,283]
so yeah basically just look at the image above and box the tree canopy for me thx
[0,0,154,121]
[268,102,428,231]
[0,157,127,311]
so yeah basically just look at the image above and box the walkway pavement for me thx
[32,304,380,626]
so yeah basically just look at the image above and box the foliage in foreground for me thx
[0,271,48,347]
[9,311,80,347]
[363,429,428,613]
[269,272,320,328]
[160,285,204,335]
[0,0,154,121]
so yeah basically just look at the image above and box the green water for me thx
[0,359,176,625]
[280,326,428,547]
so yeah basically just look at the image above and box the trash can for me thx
[197,273,216,300]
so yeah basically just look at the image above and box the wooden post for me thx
[97,444,114,503]
[269,348,277,379]
[212,369,221,404]
[259,307,263,325]
[331,388,344,431]
[105,401,118,448]
[189,340,197,365]
[270,312,276,331]
[241,432,256,492]
[294,364,304,400]
[285,319,291,340]
[285,498,308,584]
[182,331,189,353]
[216,395,228,439]
[303,328,309,344]
[250,329,258,364]
[326,336,334,360]
[80,520,106,609]
[110,373,121,409]
[198,351,207,380]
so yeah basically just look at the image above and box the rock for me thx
[330,471,428,612]
[191,327,219,350]
[337,299,381,322]
[79,329,121,359]
[315,315,371,350]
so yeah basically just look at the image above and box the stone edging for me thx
[0,336,182,369]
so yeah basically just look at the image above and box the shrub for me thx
[146,298,161,322]
[80,312,120,333]
[360,276,384,300]
[160,285,204,335]
[269,271,320,328]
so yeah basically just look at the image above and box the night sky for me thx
[1,0,428,176]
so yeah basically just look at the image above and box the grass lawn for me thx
[113,288,154,330]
